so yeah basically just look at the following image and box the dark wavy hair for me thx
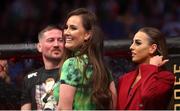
[60,8,113,109]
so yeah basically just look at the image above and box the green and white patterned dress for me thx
[59,53,96,109]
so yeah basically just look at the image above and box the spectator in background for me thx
[0,59,21,110]
[21,25,64,110]
[0,60,10,84]
[117,27,175,110]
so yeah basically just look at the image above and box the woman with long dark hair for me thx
[57,8,117,110]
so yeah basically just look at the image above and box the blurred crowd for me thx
[0,0,179,44]
[0,58,43,109]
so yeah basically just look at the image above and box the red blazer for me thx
[117,64,175,110]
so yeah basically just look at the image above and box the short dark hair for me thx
[38,25,62,41]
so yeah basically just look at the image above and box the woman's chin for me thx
[65,45,75,51]
[132,58,139,63]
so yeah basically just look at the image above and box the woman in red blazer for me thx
[117,27,175,110]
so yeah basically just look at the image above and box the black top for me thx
[21,67,59,110]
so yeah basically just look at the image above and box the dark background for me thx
[0,0,179,44]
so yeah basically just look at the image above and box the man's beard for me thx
[44,54,62,63]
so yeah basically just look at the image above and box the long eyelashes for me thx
[70,25,77,30]
[64,24,77,30]
[135,41,141,45]
[131,40,141,46]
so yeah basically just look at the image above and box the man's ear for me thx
[149,44,157,54]
[37,43,42,53]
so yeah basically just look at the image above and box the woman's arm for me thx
[21,103,31,110]
[57,84,76,110]
[109,81,117,109]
